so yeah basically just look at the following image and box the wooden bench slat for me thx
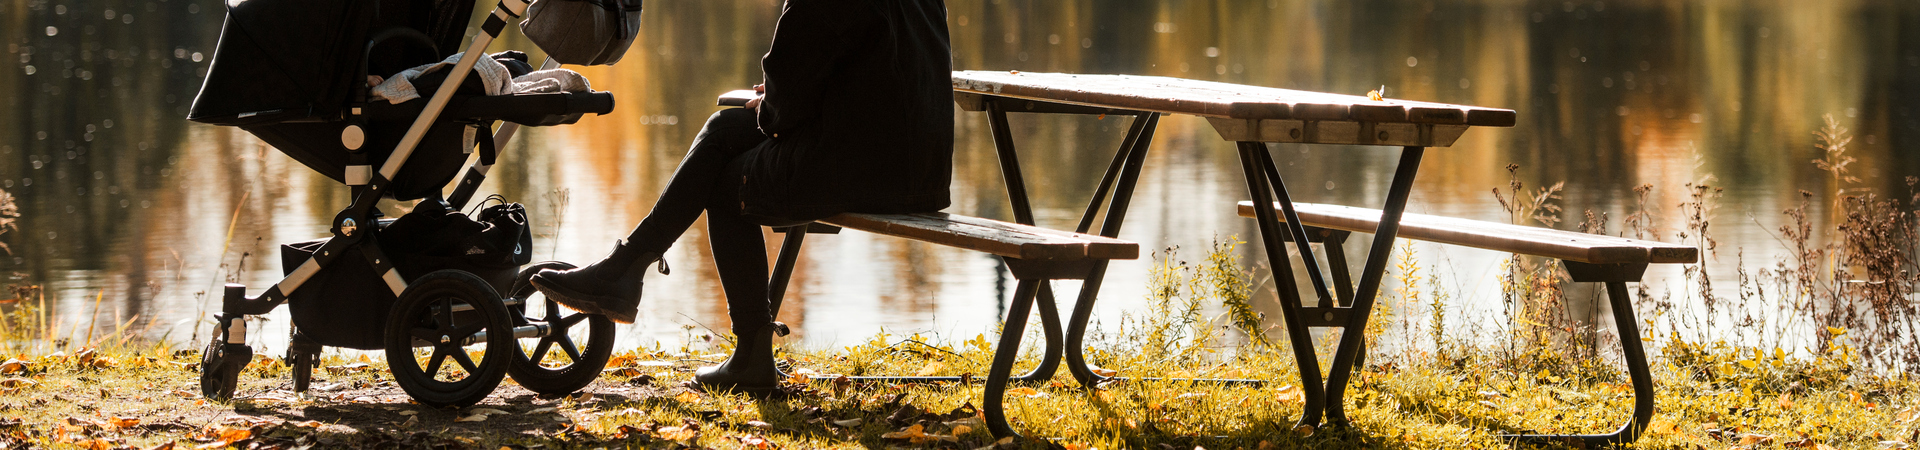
[1236,202,1698,264]
[822,212,1139,261]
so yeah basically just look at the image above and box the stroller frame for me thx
[200,0,616,407]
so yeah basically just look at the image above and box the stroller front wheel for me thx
[506,261,617,396]
[199,340,251,401]
[384,270,515,408]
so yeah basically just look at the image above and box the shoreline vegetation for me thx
[0,116,1916,448]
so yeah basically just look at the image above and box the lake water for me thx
[3,0,1917,355]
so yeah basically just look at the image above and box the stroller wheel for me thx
[506,262,617,396]
[199,341,251,401]
[384,270,514,408]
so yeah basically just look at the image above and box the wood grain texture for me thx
[821,212,1139,261]
[952,71,1516,127]
[1235,202,1697,264]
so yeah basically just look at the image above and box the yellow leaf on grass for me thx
[1738,359,1758,369]
[1091,367,1118,377]
[1737,433,1774,446]
[108,417,139,428]
[0,378,36,388]
[1005,387,1045,398]
[675,391,702,403]
[657,425,698,441]
[1828,326,1847,337]
[0,359,26,374]
[881,424,930,444]
[915,360,946,377]
[604,367,644,377]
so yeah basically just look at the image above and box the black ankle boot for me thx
[694,325,781,395]
[530,241,663,324]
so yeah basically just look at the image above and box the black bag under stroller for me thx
[188,0,627,407]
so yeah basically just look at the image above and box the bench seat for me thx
[769,211,1139,439]
[1236,201,1697,264]
[822,212,1138,261]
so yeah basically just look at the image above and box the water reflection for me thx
[3,0,1917,353]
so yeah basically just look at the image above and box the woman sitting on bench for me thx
[531,0,954,395]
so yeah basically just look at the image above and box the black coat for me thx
[739,0,954,221]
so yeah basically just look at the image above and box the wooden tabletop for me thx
[952,71,1515,127]
[952,71,1514,146]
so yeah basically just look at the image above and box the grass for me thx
[2,116,1918,449]
[0,241,1913,449]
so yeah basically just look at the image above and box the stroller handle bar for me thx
[379,0,533,182]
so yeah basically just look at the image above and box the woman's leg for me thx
[692,156,783,393]
[626,108,766,252]
[531,108,765,323]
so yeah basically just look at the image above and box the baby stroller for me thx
[187,0,629,407]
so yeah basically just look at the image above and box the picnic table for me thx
[949,71,1527,435]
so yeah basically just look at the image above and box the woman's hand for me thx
[744,84,766,109]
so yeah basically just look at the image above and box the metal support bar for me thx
[766,226,810,321]
[1503,276,1655,447]
[1255,148,1338,309]
[1236,141,1326,428]
[448,57,561,210]
[1322,146,1425,425]
[1074,114,1151,234]
[983,280,1041,438]
[986,103,1036,226]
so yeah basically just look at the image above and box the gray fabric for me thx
[519,0,642,66]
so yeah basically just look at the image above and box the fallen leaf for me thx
[109,417,139,428]
[469,408,509,416]
[604,367,644,377]
[951,424,973,436]
[0,378,36,389]
[67,416,106,429]
[746,420,772,429]
[143,442,176,450]
[288,420,322,428]
[674,391,701,403]
[1739,434,1775,446]
[740,434,775,449]
[455,414,489,422]
[1005,387,1045,398]
[0,359,27,374]
[882,423,931,444]
[397,410,419,416]
[526,407,559,415]
[831,418,863,427]
[657,425,698,441]
[1091,367,1118,377]
[915,360,946,377]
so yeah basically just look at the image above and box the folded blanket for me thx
[372,53,591,103]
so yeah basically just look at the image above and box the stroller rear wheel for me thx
[506,261,617,396]
[384,270,515,408]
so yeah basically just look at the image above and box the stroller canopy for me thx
[189,0,474,126]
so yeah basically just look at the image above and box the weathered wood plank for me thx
[1235,202,1697,265]
[951,71,1516,127]
[821,212,1139,261]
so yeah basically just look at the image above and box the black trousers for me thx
[626,108,797,336]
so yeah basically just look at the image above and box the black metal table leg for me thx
[1320,146,1426,426]
[1504,263,1655,447]
[983,279,1042,438]
[1237,141,1327,428]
